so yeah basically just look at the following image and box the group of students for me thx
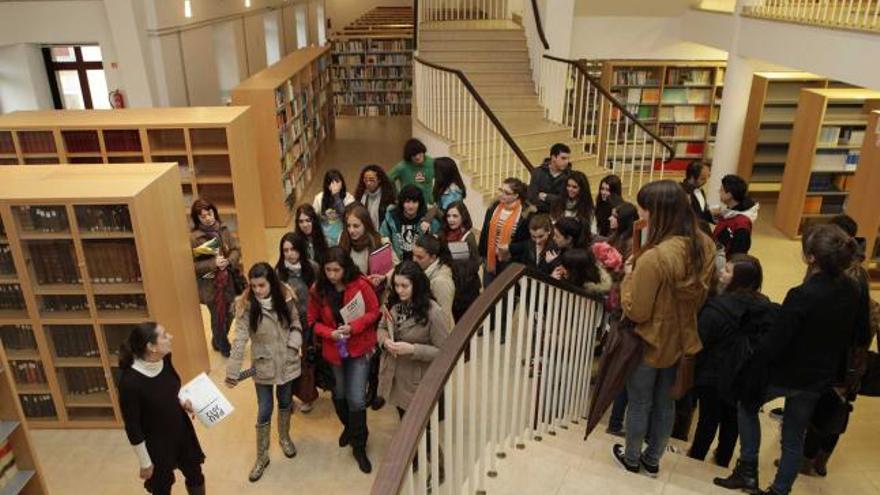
[111,138,876,495]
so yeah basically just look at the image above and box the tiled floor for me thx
[29,116,880,494]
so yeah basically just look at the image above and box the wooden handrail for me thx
[370,264,602,494]
[542,54,677,161]
[559,55,675,158]
[413,55,536,172]
[530,0,550,50]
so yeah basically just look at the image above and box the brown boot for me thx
[248,423,271,482]
[278,406,297,458]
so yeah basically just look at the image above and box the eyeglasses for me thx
[498,188,514,195]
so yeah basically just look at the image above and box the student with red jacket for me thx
[713,175,759,258]
[307,247,380,474]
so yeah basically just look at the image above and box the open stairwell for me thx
[418,21,607,202]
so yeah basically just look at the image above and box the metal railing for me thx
[371,265,605,495]
[413,56,535,189]
[538,55,675,194]
[418,0,512,23]
[743,0,880,32]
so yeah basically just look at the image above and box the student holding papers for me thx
[118,322,205,495]
[225,263,303,482]
[438,201,482,322]
[307,247,380,474]
[339,203,398,291]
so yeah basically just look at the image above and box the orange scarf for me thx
[486,200,522,273]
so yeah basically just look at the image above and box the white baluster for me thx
[499,287,516,452]
[570,298,589,423]
[535,284,554,437]
[416,429,428,494]
[510,277,529,449]
[557,291,574,427]
[478,317,490,488]
[467,332,478,493]
[430,406,440,495]
[527,282,547,440]
[638,131,648,192]
[443,377,453,495]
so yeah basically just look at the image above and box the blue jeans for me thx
[332,355,371,412]
[738,386,820,495]
[624,361,677,466]
[255,380,294,425]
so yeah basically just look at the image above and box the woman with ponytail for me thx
[225,262,303,482]
[118,322,205,495]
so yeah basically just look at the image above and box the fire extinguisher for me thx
[109,89,126,109]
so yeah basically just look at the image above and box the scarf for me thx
[132,358,164,378]
[349,232,375,252]
[486,200,522,273]
[444,227,467,242]
[565,199,579,217]
[364,189,383,228]
[258,295,274,312]
[284,261,302,278]
[394,302,414,326]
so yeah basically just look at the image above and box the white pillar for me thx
[707,53,755,204]
[103,0,158,107]
[543,0,576,58]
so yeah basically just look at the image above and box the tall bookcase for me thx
[0,108,265,269]
[331,7,414,117]
[846,111,880,288]
[737,72,857,197]
[0,340,47,494]
[774,89,880,238]
[0,164,209,429]
[232,46,335,227]
[599,60,726,171]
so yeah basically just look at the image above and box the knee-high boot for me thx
[249,423,271,482]
[333,398,351,447]
[349,409,372,473]
[278,406,297,458]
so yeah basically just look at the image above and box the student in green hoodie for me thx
[389,138,436,205]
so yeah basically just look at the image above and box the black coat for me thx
[695,292,779,404]
[520,239,555,275]
[479,201,533,273]
[527,159,571,214]
[759,272,870,392]
[595,194,623,238]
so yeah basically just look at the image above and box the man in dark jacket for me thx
[527,143,571,214]
[682,161,713,225]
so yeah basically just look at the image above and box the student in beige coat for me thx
[412,234,456,325]
[225,263,303,483]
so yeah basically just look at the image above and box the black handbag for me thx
[810,389,852,436]
[859,351,880,397]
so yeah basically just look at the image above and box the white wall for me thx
[570,16,728,60]
[0,44,53,113]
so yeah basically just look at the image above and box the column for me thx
[706,53,755,204]
[103,0,158,107]
[543,0,576,58]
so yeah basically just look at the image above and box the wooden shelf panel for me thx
[1,470,36,495]
[53,357,102,368]
[0,419,20,443]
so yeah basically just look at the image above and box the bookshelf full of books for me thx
[774,89,880,238]
[736,73,860,198]
[844,111,880,288]
[0,339,48,495]
[600,60,726,171]
[0,164,209,429]
[330,6,413,117]
[232,46,335,227]
[0,108,265,271]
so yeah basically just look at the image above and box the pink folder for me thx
[368,244,393,275]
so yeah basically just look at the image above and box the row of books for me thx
[28,242,81,285]
[62,367,108,395]
[812,151,860,171]
[0,284,25,311]
[0,132,14,154]
[331,66,412,80]
[0,439,20,491]
[345,104,412,117]
[0,244,13,276]
[659,106,712,122]
[659,124,708,140]
[40,295,87,314]
[803,195,846,215]
[50,325,100,358]
[15,206,68,233]
[613,70,660,86]
[0,325,35,350]
[333,54,410,66]
[368,39,413,51]
[83,240,142,284]
[16,131,56,154]
[62,130,101,154]
[662,88,712,105]
[818,126,866,147]
[102,130,142,153]
[334,94,411,104]
[674,142,707,158]
[808,173,852,193]
[332,80,412,92]
[19,394,56,418]
[9,360,47,385]
[666,68,714,86]
[94,294,147,313]
[620,88,660,105]
[75,205,133,233]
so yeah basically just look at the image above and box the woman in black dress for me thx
[118,322,205,495]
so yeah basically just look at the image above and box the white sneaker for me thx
[299,401,314,413]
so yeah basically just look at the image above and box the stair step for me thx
[419,50,529,62]
[436,61,531,72]
[475,85,537,96]
[419,40,530,51]
[483,96,542,110]
[420,29,525,42]
[466,72,534,83]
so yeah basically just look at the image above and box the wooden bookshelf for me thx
[774,89,880,239]
[0,164,209,429]
[0,340,47,494]
[331,7,414,117]
[846,111,880,288]
[736,72,861,197]
[232,46,335,226]
[0,108,265,270]
[599,60,726,171]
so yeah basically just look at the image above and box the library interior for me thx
[0,0,879,494]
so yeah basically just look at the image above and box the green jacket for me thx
[389,155,435,204]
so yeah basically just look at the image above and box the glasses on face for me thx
[498,188,514,195]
